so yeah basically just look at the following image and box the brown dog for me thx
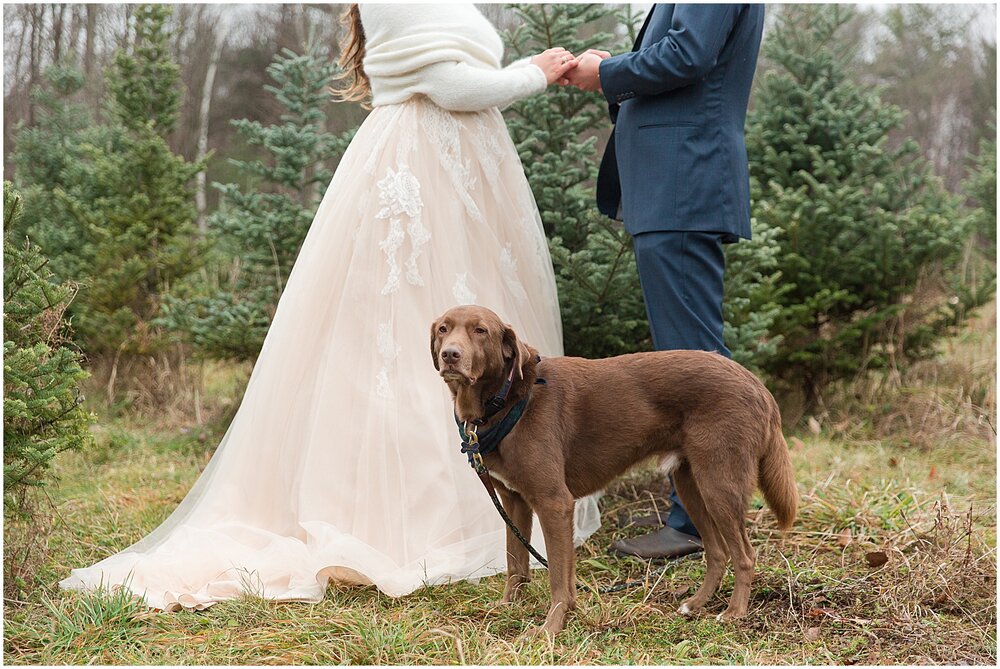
[431,305,797,635]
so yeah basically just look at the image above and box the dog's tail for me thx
[758,408,797,530]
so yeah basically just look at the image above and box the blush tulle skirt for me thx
[59,98,602,611]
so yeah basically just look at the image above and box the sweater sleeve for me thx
[416,60,548,112]
[599,4,741,104]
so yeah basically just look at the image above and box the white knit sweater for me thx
[360,3,548,111]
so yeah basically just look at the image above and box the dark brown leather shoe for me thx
[611,526,703,559]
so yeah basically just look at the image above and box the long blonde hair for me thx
[331,4,371,105]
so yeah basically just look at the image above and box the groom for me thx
[564,4,765,559]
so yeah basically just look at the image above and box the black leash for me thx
[469,445,550,568]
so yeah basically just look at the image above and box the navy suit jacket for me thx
[596,4,764,239]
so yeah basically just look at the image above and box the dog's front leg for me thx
[532,489,577,636]
[495,483,532,603]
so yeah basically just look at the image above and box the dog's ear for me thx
[501,324,531,380]
[430,320,441,371]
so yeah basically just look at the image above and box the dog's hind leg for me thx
[495,484,532,603]
[695,465,756,621]
[673,463,728,615]
[713,510,755,621]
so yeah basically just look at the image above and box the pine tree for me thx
[746,5,968,406]
[723,216,786,374]
[106,4,181,136]
[10,64,96,274]
[500,4,647,358]
[34,4,206,360]
[546,209,652,359]
[965,132,996,252]
[159,44,353,361]
[3,183,94,517]
[54,125,204,356]
[504,3,626,249]
[945,132,998,328]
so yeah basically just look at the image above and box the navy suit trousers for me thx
[632,230,732,536]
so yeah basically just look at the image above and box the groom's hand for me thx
[560,49,611,92]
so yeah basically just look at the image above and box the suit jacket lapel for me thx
[632,4,658,51]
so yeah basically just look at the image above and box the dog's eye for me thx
[437,325,448,334]
[473,327,487,335]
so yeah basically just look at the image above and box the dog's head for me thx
[430,305,532,387]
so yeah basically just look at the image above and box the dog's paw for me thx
[677,599,703,616]
[520,610,566,640]
[677,599,704,618]
[501,589,522,604]
[501,579,529,604]
[716,607,748,623]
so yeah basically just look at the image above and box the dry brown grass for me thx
[596,435,996,664]
[3,493,55,605]
[81,353,252,434]
[817,296,996,450]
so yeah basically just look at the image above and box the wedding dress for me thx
[60,3,601,611]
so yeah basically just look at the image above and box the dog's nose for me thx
[440,347,462,363]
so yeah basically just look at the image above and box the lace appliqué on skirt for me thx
[376,166,430,293]
[500,243,528,302]
[453,273,477,304]
[421,104,484,225]
[375,322,402,400]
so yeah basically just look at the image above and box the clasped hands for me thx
[530,48,612,93]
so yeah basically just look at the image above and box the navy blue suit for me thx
[596,4,764,537]
[597,3,763,239]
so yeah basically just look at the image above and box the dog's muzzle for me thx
[440,364,477,385]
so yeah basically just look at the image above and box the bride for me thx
[61,3,601,611]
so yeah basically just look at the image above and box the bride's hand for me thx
[531,48,578,85]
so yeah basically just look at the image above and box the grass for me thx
[4,308,996,665]
[5,431,994,664]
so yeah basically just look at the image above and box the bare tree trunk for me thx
[174,5,194,64]
[121,4,135,51]
[5,7,31,177]
[84,4,97,77]
[67,4,82,64]
[82,4,101,113]
[196,34,227,233]
[299,3,310,46]
[52,4,67,64]
[12,7,28,87]
[27,5,42,125]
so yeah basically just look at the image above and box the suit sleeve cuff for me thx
[599,54,636,105]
